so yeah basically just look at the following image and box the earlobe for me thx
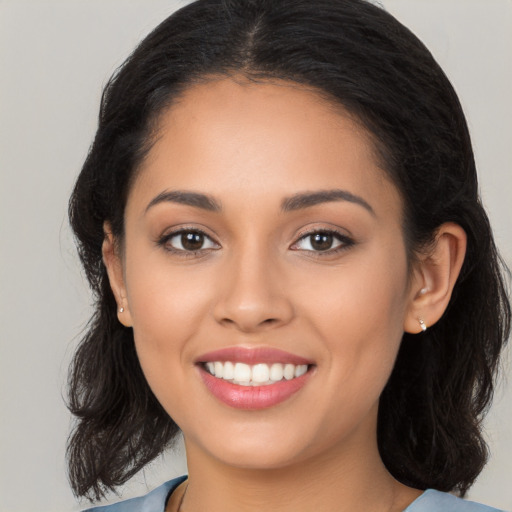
[404,222,467,334]
[102,223,133,327]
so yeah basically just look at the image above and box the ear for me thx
[102,222,133,327]
[404,222,467,334]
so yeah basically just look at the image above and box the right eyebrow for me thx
[145,190,222,213]
[281,189,375,216]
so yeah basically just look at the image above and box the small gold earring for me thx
[419,318,427,332]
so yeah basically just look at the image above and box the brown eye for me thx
[292,230,352,253]
[164,230,218,252]
[310,233,334,251]
[181,232,205,251]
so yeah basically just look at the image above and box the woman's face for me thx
[113,77,419,470]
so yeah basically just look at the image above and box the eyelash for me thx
[156,228,219,257]
[156,227,354,257]
[291,228,354,256]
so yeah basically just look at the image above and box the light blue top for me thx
[83,475,507,512]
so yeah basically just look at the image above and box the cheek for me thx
[302,247,408,329]
[299,245,409,388]
[122,250,215,382]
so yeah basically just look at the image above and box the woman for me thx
[67,0,511,511]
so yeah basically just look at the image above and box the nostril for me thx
[213,291,295,332]
[219,315,282,332]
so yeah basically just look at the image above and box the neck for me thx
[180,423,420,512]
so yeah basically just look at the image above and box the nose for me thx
[213,248,295,333]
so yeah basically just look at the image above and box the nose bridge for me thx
[213,238,294,331]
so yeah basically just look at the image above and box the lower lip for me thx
[198,366,312,410]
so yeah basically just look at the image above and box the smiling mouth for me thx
[196,347,315,408]
[203,361,310,386]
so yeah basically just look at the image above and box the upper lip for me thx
[195,346,313,366]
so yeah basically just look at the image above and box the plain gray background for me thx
[0,1,510,510]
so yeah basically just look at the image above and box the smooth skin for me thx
[103,77,466,512]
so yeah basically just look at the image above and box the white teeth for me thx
[283,363,295,380]
[295,364,308,377]
[214,361,224,378]
[223,361,234,380]
[234,362,252,383]
[270,363,284,381]
[204,361,309,385]
[252,363,270,383]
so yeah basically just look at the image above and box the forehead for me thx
[130,76,400,218]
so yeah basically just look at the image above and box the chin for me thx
[183,413,348,471]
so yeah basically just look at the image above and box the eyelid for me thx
[156,226,221,254]
[156,224,353,256]
[290,227,354,253]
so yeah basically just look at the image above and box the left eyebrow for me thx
[281,189,375,216]
[145,190,222,213]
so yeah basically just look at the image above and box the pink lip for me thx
[198,365,313,410]
[196,346,313,365]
